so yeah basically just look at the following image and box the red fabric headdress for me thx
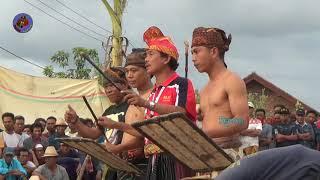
[143,26,179,60]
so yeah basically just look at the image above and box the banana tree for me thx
[101,0,127,67]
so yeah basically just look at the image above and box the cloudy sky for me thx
[1,0,320,110]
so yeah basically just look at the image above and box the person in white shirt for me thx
[1,112,21,148]
[14,115,30,147]
[239,102,262,156]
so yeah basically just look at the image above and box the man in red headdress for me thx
[99,26,197,180]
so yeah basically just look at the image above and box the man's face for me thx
[125,65,149,89]
[265,118,272,124]
[145,50,168,75]
[296,114,305,124]
[255,111,265,121]
[104,83,125,103]
[32,127,42,139]
[249,107,254,117]
[14,119,25,134]
[274,113,281,123]
[192,46,217,73]
[35,148,44,158]
[19,151,29,165]
[3,117,14,131]
[307,113,317,124]
[46,119,56,133]
[23,127,31,135]
[60,144,70,154]
[56,125,67,136]
[4,154,13,164]
[280,114,289,123]
[45,157,57,167]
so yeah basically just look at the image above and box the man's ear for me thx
[209,47,219,58]
[162,55,171,65]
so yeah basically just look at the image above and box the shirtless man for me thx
[65,50,152,179]
[191,27,249,156]
[102,49,153,155]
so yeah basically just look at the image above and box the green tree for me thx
[248,88,269,110]
[101,0,127,67]
[43,47,101,80]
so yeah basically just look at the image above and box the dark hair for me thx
[18,147,29,155]
[274,104,285,109]
[46,116,57,122]
[274,111,281,115]
[2,112,14,121]
[23,124,31,130]
[35,118,46,125]
[306,110,318,117]
[31,122,44,132]
[14,115,25,123]
[159,52,179,71]
[255,109,266,115]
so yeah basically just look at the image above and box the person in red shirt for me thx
[98,26,197,180]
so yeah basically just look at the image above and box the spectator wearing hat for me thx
[295,109,314,149]
[274,107,298,147]
[33,144,45,166]
[33,146,69,180]
[48,118,68,150]
[239,102,262,156]
[29,175,40,180]
[248,102,255,119]
[23,122,48,151]
[0,147,27,180]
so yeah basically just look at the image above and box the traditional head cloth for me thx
[103,67,127,86]
[192,27,232,68]
[143,26,179,60]
[124,48,147,68]
[191,27,232,50]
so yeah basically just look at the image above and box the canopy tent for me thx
[0,66,110,127]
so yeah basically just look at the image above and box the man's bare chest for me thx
[201,84,228,110]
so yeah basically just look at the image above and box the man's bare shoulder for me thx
[224,71,246,89]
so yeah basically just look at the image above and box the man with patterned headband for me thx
[100,48,153,179]
[191,27,249,160]
[102,26,197,180]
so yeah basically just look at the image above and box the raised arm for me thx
[65,105,103,139]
